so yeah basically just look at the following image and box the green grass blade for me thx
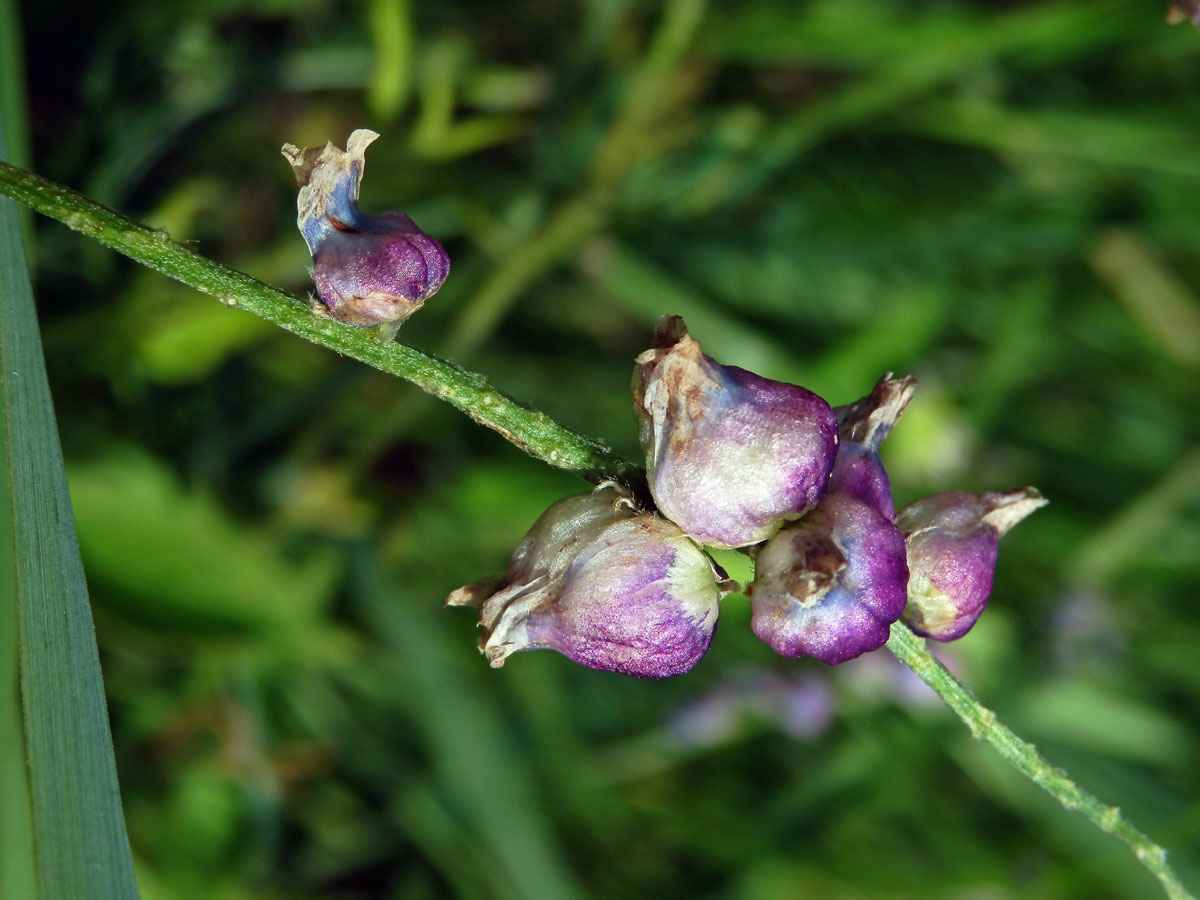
[0,123,140,898]
[0,1,35,886]
[0,0,32,255]
[0,275,34,900]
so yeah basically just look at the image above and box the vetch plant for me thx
[0,134,1194,900]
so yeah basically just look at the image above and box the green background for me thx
[10,0,1200,896]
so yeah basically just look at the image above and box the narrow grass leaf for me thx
[1,18,37,891]
[0,120,140,898]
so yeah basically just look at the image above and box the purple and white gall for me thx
[443,314,1044,674]
[282,129,449,326]
[898,487,1047,641]
[748,491,909,665]
[446,486,733,678]
[633,316,838,549]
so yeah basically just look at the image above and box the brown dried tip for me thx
[650,314,689,350]
[1166,0,1200,25]
[978,486,1048,538]
[835,374,917,449]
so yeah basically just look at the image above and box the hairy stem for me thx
[0,160,633,484]
[887,621,1195,900]
[0,157,1193,900]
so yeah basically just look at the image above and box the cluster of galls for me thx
[450,316,1046,678]
[279,133,1045,679]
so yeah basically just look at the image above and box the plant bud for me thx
[281,129,450,326]
[747,492,909,664]
[830,374,915,519]
[447,486,734,678]
[898,487,1047,641]
[633,316,838,549]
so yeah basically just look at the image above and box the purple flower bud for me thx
[830,374,915,520]
[446,486,734,678]
[281,129,449,326]
[747,491,909,665]
[897,487,1047,641]
[633,316,838,549]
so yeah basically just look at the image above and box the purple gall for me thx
[830,374,915,520]
[281,129,449,327]
[898,487,1047,641]
[633,316,838,549]
[747,491,909,665]
[446,486,734,679]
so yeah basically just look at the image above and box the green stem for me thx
[0,159,634,484]
[0,157,1193,900]
[887,621,1195,900]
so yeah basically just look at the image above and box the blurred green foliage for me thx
[14,0,1200,896]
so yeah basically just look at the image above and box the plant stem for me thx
[887,621,1195,900]
[0,157,1193,900]
[0,160,634,484]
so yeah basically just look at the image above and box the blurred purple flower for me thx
[759,673,835,739]
[668,687,742,746]
[667,670,835,746]
[840,641,963,709]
